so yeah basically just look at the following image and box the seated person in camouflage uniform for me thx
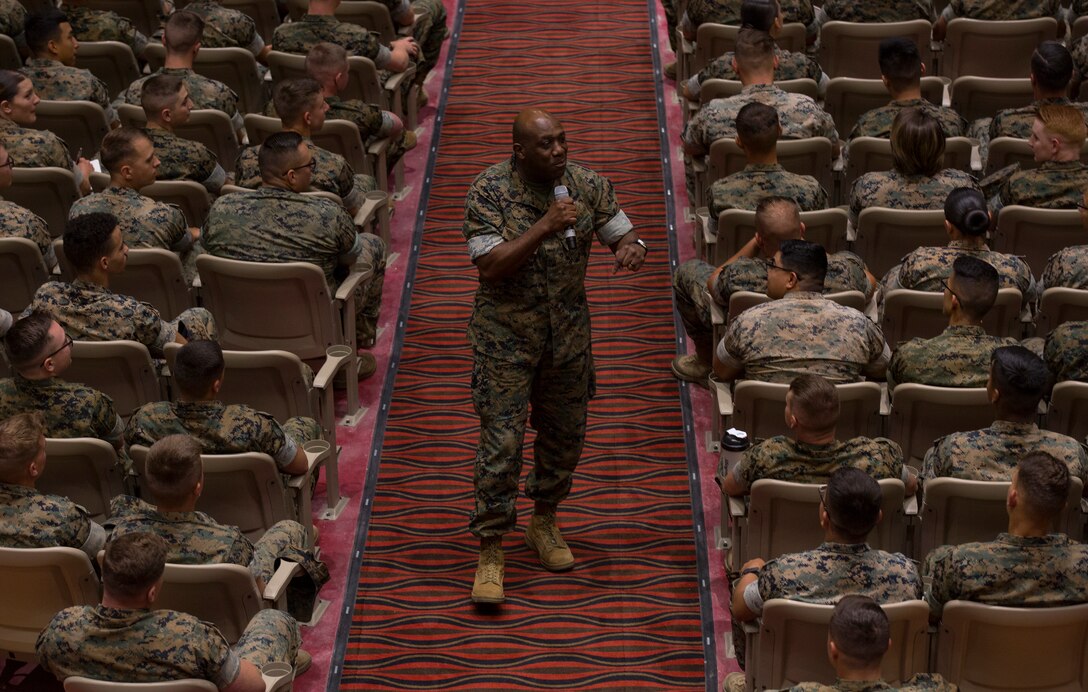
[995,104,1088,213]
[672,197,873,383]
[714,239,890,384]
[849,37,966,141]
[1040,188,1088,291]
[719,373,914,496]
[934,0,1062,40]
[206,131,386,363]
[729,467,923,672]
[849,107,980,228]
[682,29,839,159]
[889,255,1020,389]
[141,74,227,194]
[922,345,1088,488]
[69,127,202,282]
[160,0,270,64]
[126,340,321,478]
[36,531,308,689]
[372,0,448,83]
[0,141,55,269]
[0,412,107,559]
[59,0,149,59]
[1045,321,1088,383]
[682,0,826,103]
[234,78,378,217]
[114,12,244,139]
[765,596,956,692]
[108,434,329,619]
[0,311,124,449]
[680,0,816,45]
[0,69,93,194]
[26,212,217,357]
[20,9,118,127]
[0,0,25,51]
[815,0,933,24]
[925,451,1088,619]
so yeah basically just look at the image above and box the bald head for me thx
[754,196,803,248]
[512,108,559,145]
[512,107,568,184]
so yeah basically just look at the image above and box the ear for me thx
[1007,483,1018,511]
[120,161,135,181]
[828,639,839,664]
[944,219,954,236]
[797,221,806,239]
[146,581,160,604]
[27,458,43,479]
[734,134,745,151]
[785,411,798,429]
[512,141,525,160]
[194,473,204,499]
[160,106,172,125]
[772,54,779,70]
[731,56,739,74]
[211,376,223,395]
[0,99,12,116]
[919,62,927,76]
[989,384,1001,405]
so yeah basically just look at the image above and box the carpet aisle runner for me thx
[335,0,709,688]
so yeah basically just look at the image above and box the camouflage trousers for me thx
[170,307,218,343]
[233,609,300,669]
[351,232,387,346]
[468,348,595,537]
[249,518,330,621]
[673,259,715,350]
[410,0,449,80]
[281,416,322,496]
[663,0,679,50]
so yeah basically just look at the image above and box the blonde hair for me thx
[1037,103,1087,147]
[0,412,45,481]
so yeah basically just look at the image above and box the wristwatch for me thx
[634,238,648,252]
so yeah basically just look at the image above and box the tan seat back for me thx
[1036,288,1088,337]
[336,0,398,42]
[140,180,213,230]
[123,105,241,174]
[266,49,308,82]
[6,167,81,239]
[64,677,218,691]
[994,206,1084,278]
[949,76,1033,124]
[0,237,50,313]
[192,48,265,115]
[692,22,806,74]
[882,287,1023,346]
[699,77,819,105]
[73,41,140,100]
[941,17,1058,80]
[67,340,163,419]
[33,101,111,161]
[854,208,948,278]
[1046,381,1088,447]
[819,20,933,79]
[218,0,280,42]
[40,438,124,523]
[732,378,883,440]
[888,384,992,464]
[112,247,195,322]
[242,112,283,146]
[824,77,945,139]
[85,0,160,34]
[155,563,263,643]
[707,136,834,193]
[0,33,19,70]
[312,119,372,175]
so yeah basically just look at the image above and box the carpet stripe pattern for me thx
[338,0,707,687]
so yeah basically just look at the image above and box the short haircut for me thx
[0,70,28,104]
[943,187,990,237]
[3,310,54,369]
[99,126,150,175]
[1036,103,1087,147]
[0,412,45,481]
[144,434,203,505]
[733,27,775,73]
[1031,41,1073,93]
[258,130,306,179]
[950,255,999,321]
[778,238,827,285]
[163,10,204,53]
[829,596,890,667]
[754,195,802,240]
[63,212,119,272]
[273,77,322,127]
[172,339,224,398]
[102,532,167,599]
[788,374,839,432]
[736,102,780,153]
[1016,451,1070,522]
[24,9,68,55]
[305,41,348,83]
[891,107,945,177]
[825,467,883,541]
[990,346,1049,418]
[140,74,185,120]
[740,0,779,31]
[878,37,921,93]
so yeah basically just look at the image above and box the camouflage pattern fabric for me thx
[0,116,71,170]
[272,15,388,65]
[36,605,298,684]
[687,46,823,100]
[718,291,890,383]
[683,84,839,153]
[20,58,118,125]
[996,160,1088,212]
[849,168,979,227]
[63,4,149,57]
[888,325,1019,389]
[372,0,448,78]
[849,98,967,141]
[0,481,105,555]
[922,420,1088,484]
[708,163,828,218]
[684,0,815,32]
[821,0,932,21]
[26,279,217,356]
[233,140,377,212]
[941,0,1061,21]
[787,675,957,691]
[144,127,225,193]
[264,95,411,161]
[924,533,1088,618]
[1045,321,1088,382]
[886,241,1037,302]
[0,199,55,268]
[1073,35,1088,83]
[125,399,320,470]
[988,98,1088,141]
[0,0,24,43]
[115,67,242,133]
[463,158,630,537]
[1041,245,1088,290]
[174,0,263,55]
[723,435,906,491]
[0,374,123,443]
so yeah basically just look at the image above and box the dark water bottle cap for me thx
[721,427,749,452]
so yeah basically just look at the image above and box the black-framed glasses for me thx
[1077,202,1088,211]
[42,334,73,365]
[285,158,317,175]
[817,484,832,520]
[0,156,14,169]
[940,277,960,303]
[764,258,793,273]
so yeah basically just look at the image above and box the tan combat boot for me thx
[525,505,575,572]
[471,536,505,604]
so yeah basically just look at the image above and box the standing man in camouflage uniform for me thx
[995,104,1088,212]
[924,451,1088,618]
[36,532,309,687]
[0,412,108,559]
[206,131,386,359]
[108,434,329,619]
[718,374,913,495]
[922,346,1088,486]
[889,256,1019,389]
[463,108,647,604]
[372,0,448,83]
[141,74,227,193]
[672,197,874,383]
[1045,321,1088,383]
[0,311,125,448]
[20,9,119,127]
[0,141,55,269]
[60,0,149,60]
[714,239,889,384]
[68,127,202,282]
[728,467,922,679]
[26,212,217,357]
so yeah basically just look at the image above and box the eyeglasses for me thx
[0,156,14,169]
[818,484,832,520]
[1077,202,1088,211]
[764,258,793,274]
[41,334,73,365]
[940,277,961,303]
[284,158,317,175]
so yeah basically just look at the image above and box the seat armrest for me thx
[353,190,388,229]
[903,494,919,516]
[383,64,415,94]
[302,441,331,473]
[262,559,301,603]
[709,296,725,326]
[334,266,372,304]
[313,349,354,390]
[712,377,734,417]
[727,494,747,519]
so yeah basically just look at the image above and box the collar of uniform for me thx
[827,679,893,691]
[325,95,344,107]
[254,185,301,199]
[95,605,153,621]
[157,67,194,78]
[103,185,142,199]
[115,493,202,523]
[743,162,784,173]
[781,290,824,301]
[301,14,338,24]
[942,324,987,337]
[1038,159,1086,171]
[789,437,844,455]
[0,480,38,498]
[11,372,58,389]
[506,155,565,210]
[890,97,929,108]
[174,400,226,415]
[0,117,18,132]
[24,57,62,68]
[740,83,780,97]
[990,419,1039,434]
[71,277,111,295]
[1034,96,1071,108]
[947,239,991,251]
[996,532,1068,547]
[816,541,871,554]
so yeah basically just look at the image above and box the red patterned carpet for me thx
[335,0,709,688]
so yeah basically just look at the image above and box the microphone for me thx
[553,185,577,251]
